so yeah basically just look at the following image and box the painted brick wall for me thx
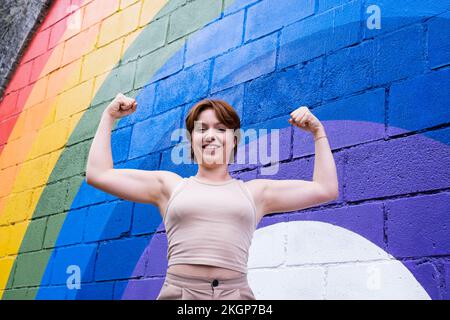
[0,0,449,300]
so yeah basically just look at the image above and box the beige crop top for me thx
[163,175,258,274]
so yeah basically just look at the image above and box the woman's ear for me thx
[230,136,238,163]
[189,137,196,163]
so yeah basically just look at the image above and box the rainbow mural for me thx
[0,0,449,300]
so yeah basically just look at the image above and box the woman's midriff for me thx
[168,264,246,279]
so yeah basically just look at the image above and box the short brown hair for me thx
[185,99,241,163]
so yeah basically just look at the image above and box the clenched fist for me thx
[104,93,137,119]
[288,106,323,135]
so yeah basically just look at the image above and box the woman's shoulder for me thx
[158,170,184,182]
[242,178,270,188]
[159,171,186,195]
[240,178,269,197]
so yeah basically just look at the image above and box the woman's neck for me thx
[195,166,232,182]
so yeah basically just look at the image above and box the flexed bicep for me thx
[86,169,180,205]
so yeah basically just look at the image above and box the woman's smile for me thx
[203,144,222,151]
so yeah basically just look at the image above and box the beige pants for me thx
[156,271,256,300]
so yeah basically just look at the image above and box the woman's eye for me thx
[195,127,226,132]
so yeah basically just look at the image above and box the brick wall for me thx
[0,0,449,300]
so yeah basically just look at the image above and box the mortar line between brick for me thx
[384,86,390,138]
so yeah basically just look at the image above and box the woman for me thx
[85,93,339,300]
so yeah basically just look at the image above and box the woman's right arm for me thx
[85,93,181,205]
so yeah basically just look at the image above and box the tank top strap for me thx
[163,177,188,224]
[235,179,258,228]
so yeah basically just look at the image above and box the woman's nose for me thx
[204,129,216,141]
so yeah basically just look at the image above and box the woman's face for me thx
[191,108,236,166]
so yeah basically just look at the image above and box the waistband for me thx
[164,271,249,290]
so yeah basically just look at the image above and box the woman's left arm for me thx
[253,106,339,215]
[296,106,339,198]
